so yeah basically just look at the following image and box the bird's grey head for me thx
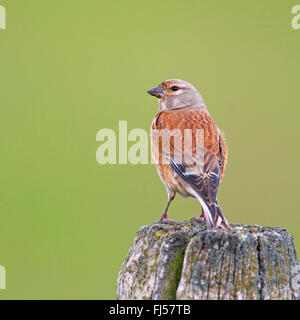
[147,79,207,111]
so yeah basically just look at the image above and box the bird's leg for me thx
[200,207,206,221]
[157,191,175,223]
[191,208,206,222]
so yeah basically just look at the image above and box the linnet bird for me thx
[148,79,231,232]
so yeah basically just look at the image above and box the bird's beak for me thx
[147,86,164,98]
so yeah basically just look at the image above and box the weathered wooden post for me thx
[117,221,300,300]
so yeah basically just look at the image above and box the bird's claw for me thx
[157,217,175,224]
[191,216,206,223]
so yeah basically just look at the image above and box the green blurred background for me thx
[0,0,299,299]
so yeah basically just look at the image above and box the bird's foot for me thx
[191,216,206,223]
[156,217,175,224]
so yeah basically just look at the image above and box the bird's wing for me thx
[218,130,228,181]
[152,109,227,228]
[169,151,230,229]
[169,152,220,205]
[152,109,222,198]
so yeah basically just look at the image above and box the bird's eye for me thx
[171,86,179,91]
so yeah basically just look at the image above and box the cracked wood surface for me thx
[117,221,299,300]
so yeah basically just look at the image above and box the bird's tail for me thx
[202,200,231,232]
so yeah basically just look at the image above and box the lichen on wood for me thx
[117,222,300,300]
